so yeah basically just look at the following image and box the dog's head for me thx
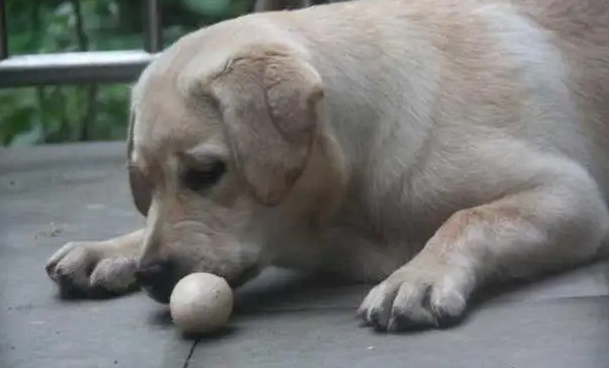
[127,26,333,303]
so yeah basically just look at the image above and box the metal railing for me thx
[0,0,162,88]
[0,0,333,88]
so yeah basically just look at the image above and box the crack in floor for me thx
[182,338,200,368]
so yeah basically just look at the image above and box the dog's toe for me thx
[358,282,396,330]
[90,257,139,294]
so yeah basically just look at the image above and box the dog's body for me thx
[46,0,609,331]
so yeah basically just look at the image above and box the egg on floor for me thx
[169,272,234,334]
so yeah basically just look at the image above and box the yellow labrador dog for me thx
[45,0,609,331]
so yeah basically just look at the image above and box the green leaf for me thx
[183,0,232,17]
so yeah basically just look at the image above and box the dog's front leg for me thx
[358,162,609,331]
[45,229,145,297]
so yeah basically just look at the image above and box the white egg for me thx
[169,272,234,334]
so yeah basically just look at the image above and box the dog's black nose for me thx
[135,260,176,304]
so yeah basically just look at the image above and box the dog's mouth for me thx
[141,264,262,304]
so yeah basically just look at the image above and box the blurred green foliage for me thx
[0,0,254,146]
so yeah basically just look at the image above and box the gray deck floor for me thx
[1,142,609,368]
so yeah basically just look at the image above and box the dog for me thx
[45,0,609,332]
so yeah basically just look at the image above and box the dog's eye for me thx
[182,161,226,192]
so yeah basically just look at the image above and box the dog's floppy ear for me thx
[127,111,152,216]
[207,50,324,206]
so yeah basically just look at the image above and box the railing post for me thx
[0,0,8,60]
[144,0,162,53]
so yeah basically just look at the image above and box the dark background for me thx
[0,0,259,146]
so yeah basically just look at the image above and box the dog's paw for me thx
[357,264,470,332]
[45,241,139,298]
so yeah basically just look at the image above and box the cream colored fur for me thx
[46,0,609,331]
